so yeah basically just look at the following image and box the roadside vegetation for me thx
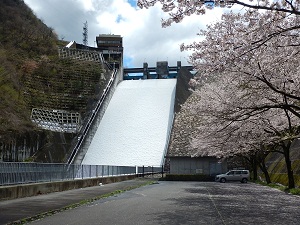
[255,180,300,196]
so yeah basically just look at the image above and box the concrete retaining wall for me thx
[0,174,136,200]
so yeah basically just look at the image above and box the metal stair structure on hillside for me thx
[58,47,104,63]
[30,108,81,133]
[27,47,110,133]
[67,68,121,164]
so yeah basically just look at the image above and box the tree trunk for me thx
[258,159,271,184]
[252,156,258,181]
[282,143,295,189]
[243,155,257,181]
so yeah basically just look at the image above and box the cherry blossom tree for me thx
[140,0,300,187]
[182,10,300,120]
[174,10,300,188]
[181,69,300,187]
[138,0,300,27]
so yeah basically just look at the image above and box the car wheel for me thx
[220,178,226,183]
[241,178,248,183]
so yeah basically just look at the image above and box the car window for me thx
[235,171,242,175]
[227,171,234,175]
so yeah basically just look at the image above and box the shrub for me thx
[289,188,300,195]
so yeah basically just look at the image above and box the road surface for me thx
[28,181,300,225]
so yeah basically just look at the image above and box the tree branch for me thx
[232,0,300,15]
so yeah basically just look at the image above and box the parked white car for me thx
[215,170,250,183]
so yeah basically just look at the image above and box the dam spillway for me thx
[82,79,176,166]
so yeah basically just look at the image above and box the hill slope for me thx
[0,0,112,163]
[0,0,58,136]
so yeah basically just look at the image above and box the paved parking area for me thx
[26,181,300,225]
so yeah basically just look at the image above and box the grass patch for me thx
[259,173,300,188]
[255,180,300,195]
[289,188,300,195]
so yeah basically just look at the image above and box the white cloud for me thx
[24,0,224,67]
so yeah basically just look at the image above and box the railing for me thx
[67,68,119,164]
[161,85,176,167]
[137,166,164,176]
[0,162,163,186]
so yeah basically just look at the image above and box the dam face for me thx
[82,79,176,166]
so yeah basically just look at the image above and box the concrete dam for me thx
[82,79,176,166]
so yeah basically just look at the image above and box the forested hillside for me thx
[0,0,58,137]
[0,0,110,163]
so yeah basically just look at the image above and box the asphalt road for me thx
[27,181,300,225]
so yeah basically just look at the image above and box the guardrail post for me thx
[81,164,84,179]
[49,164,52,182]
[89,165,92,178]
[72,164,75,180]
[34,163,38,183]
[152,166,154,177]
[142,166,145,177]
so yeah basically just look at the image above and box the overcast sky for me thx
[23,0,227,68]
